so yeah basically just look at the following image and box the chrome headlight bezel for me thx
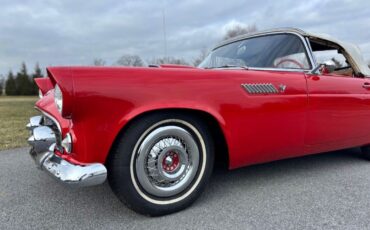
[54,84,63,113]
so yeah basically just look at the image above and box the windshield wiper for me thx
[205,64,249,70]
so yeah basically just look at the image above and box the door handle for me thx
[363,82,370,89]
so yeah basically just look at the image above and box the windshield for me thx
[199,33,311,70]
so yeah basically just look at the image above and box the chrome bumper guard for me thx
[27,115,107,187]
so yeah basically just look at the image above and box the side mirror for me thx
[311,60,336,75]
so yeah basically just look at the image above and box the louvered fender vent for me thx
[241,83,280,94]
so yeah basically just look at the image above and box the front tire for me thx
[107,112,214,216]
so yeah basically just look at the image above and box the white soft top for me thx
[215,28,370,76]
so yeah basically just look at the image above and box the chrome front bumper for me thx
[27,115,107,187]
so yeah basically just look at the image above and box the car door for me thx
[305,73,370,153]
[200,32,315,168]
[230,70,309,167]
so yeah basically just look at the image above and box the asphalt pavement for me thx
[1,147,370,230]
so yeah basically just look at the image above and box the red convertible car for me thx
[27,28,370,216]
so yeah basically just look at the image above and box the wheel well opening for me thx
[109,108,229,169]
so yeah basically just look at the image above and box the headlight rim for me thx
[54,84,63,114]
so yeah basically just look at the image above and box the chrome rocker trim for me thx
[27,115,107,187]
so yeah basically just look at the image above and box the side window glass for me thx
[309,39,354,76]
[313,50,348,68]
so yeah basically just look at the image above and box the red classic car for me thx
[27,28,370,216]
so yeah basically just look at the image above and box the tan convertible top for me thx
[215,28,370,76]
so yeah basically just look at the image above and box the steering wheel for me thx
[275,58,305,69]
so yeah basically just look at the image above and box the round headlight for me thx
[54,84,63,113]
[61,133,73,153]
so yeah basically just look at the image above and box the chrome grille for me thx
[242,83,278,94]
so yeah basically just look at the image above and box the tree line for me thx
[93,54,203,68]
[2,63,42,96]
[0,23,258,96]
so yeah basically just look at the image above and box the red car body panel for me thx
[34,77,54,95]
[35,66,370,169]
[305,73,370,152]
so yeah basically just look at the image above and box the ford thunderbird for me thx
[27,28,370,216]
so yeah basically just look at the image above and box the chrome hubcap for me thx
[135,125,200,197]
[162,151,180,172]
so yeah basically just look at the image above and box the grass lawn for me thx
[0,96,39,150]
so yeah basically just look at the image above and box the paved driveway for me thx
[1,147,370,229]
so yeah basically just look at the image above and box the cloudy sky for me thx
[0,0,369,76]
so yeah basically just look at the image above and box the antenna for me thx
[162,7,168,61]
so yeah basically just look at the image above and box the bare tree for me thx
[148,56,189,66]
[223,24,257,41]
[192,48,209,67]
[93,58,106,66]
[116,54,144,67]
[0,76,4,96]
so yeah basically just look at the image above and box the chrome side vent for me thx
[242,83,279,94]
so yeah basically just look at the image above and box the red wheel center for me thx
[162,151,180,172]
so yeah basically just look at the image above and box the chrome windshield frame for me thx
[206,31,318,73]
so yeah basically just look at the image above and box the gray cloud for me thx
[0,0,369,76]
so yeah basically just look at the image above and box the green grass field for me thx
[0,96,38,150]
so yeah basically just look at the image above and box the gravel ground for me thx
[1,147,370,230]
